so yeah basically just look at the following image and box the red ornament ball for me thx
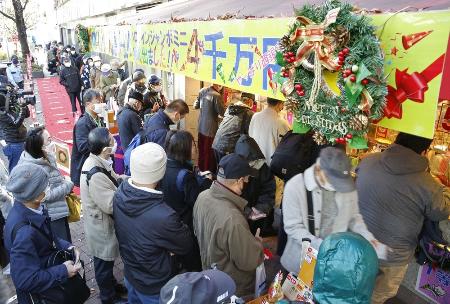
[295,84,303,90]
[288,51,294,56]
[338,55,345,61]
[346,133,353,139]
[344,69,352,77]
[343,48,350,55]
[349,75,356,82]
[341,108,347,113]
[338,51,344,57]
[361,79,369,85]
[298,90,305,96]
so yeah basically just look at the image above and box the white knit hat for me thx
[130,143,167,184]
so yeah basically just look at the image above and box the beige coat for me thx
[100,71,120,102]
[80,154,120,261]
[89,67,102,90]
[193,181,264,296]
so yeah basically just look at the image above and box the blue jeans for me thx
[124,278,159,304]
[3,143,24,173]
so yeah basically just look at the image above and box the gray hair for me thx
[83,89,102,105]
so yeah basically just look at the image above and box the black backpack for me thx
[415,220,450,270]
[270,131,325,181]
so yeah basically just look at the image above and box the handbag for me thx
[12,221,91,304]
[66,192,81,223]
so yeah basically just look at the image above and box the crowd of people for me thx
[0,50,449,304]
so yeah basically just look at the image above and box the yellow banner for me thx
[89,11,450,138]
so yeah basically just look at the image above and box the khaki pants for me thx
[371,264,408,304]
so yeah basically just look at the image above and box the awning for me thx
[117,0,450,25]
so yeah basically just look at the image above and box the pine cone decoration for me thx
[349,114,369,131]
[280,35,291,50]
[313,132,327,145]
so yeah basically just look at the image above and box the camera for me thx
[0,83,36,113]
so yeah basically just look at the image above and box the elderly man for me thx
[193,153,264,297]
[80,128,126,304]
[100,63,120,103]
[357,133,450,303]
[117,91,144,150]
[70,89,106,187]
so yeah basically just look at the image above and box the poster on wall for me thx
[89,10,450,140]
[416,264,450,304]
[54,141,71,174]
[372,11,450,139]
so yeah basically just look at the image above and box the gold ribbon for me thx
[290,8,341,71]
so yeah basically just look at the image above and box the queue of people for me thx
[2,51,450,304]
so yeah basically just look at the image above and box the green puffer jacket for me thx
[313,232,379,304]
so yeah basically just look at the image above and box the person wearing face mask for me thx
[80,127,127,304]
[18,127,74,242]
[6,55,24,89]
[161,130,213,271]
[212,91,254,163]
[110,58,128,82]
[69,46,82,70]
[123,70,147,106]
[117,91,144,150]
[70,89,106,187]
[193,153,264,297]
[100,63,120,103]
[80,55,93,96]
[235,134,276,237]
[4,163,81,304]
[90,55,103,89]
[59,56,83,116]
[281,147,388,275]
[143,75,167,116]
[143,99,189,147]
[117,69,145,108]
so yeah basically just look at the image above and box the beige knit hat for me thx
[130,143,167,184]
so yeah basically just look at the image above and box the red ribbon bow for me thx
[384,54,445,119]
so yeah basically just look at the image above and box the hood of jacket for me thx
[114,178,164,217]
[380,144,428,175]
[235,134,265,162]
[313,232,378,304]
[228,102,250,116]
[19,151,56,168]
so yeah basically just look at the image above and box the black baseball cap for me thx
[128,91,144,102]
[217,153,258,179]
[159,270,236,304]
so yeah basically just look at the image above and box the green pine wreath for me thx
[277,0,387,147]
[75,24,90,53]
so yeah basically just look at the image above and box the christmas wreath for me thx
[277,0,387,147]
[75,24,90,53]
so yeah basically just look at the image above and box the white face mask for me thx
[93,103,106,114]
[70,51,75,55]
[88,62,94,67]
[94,61,101,68]
[64,62,71,67]
[153,85,162,92]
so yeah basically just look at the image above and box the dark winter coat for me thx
[59,65,82,93]
[161,159,212,271]
[0,106,29,143]
[143,109,173,147]
[117,105,143,150]
[212,102,253,154]
[235,135,276,216]
[113,179,193,295]
[4,202,72,304]
[143,90,165,117]
[70,53,83,70]
[161,159,212,230]
[70,113,102,186]
[194,86,225,137]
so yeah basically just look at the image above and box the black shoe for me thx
[114,283,128,297]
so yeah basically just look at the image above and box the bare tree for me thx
[0,0,32,57]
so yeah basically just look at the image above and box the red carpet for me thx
[36,77,77,144]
